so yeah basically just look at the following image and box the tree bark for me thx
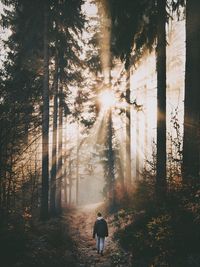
[136,108,140,179]
[69,154,72,206]
[183,0,200,180]
[56,85,63,214]
[126,69,131,189]
[50,53,58,216]
[40,3,49,220]
[76,122,79,206]
[108,109,115,209]
[156,0,167,197]
[63,117,68,204]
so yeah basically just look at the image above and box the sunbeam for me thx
[98,90,116,110]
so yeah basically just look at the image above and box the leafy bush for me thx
[0,218,77,267]
[114,180,200,267]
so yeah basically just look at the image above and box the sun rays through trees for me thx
[0,0,200,266]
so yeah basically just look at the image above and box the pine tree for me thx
[40,1,50,220]
[155,0,167,197]
[0,0,44,219]
[183,0,200,180]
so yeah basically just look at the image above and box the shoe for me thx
[97,250,100,254]
[101,251,103,256]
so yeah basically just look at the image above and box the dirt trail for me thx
[64,203,132,267]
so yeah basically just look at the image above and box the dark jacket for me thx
[93,217,108,238]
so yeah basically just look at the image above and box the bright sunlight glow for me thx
[99,90,116,110]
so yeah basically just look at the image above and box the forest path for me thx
[63,203,132,267]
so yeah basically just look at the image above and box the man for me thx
[93,212,108,256]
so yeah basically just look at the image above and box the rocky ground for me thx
[63,203,132,267]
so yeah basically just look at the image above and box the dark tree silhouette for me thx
[40,1,50,221]
[183,0,200,180]
[155,0,167,197]
[50,50,58,216]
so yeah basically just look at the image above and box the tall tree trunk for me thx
[136,109,140,179]
[144,85,148,169]
[40,3,49,220]
[1,131,7,222]
[126,69,131,189]
[69,154,72,206]
[76,122,79,206]
[0,131,3,213]
[31,150,38,211]
[56,85,63,214]
[183,0,200,180]
[156,0,167,197]
[50,53,58,216]
[6,154,13,212]
[108,109,115,209]
[63,117,68,204]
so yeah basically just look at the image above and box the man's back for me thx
[94,218,108,237]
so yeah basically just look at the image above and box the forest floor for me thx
[63,203,132,267]
[0,203,133,267]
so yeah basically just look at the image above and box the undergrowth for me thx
[0,215,78,267]
[114,178,200,267]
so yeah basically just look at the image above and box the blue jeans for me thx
[96,236,105,252]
